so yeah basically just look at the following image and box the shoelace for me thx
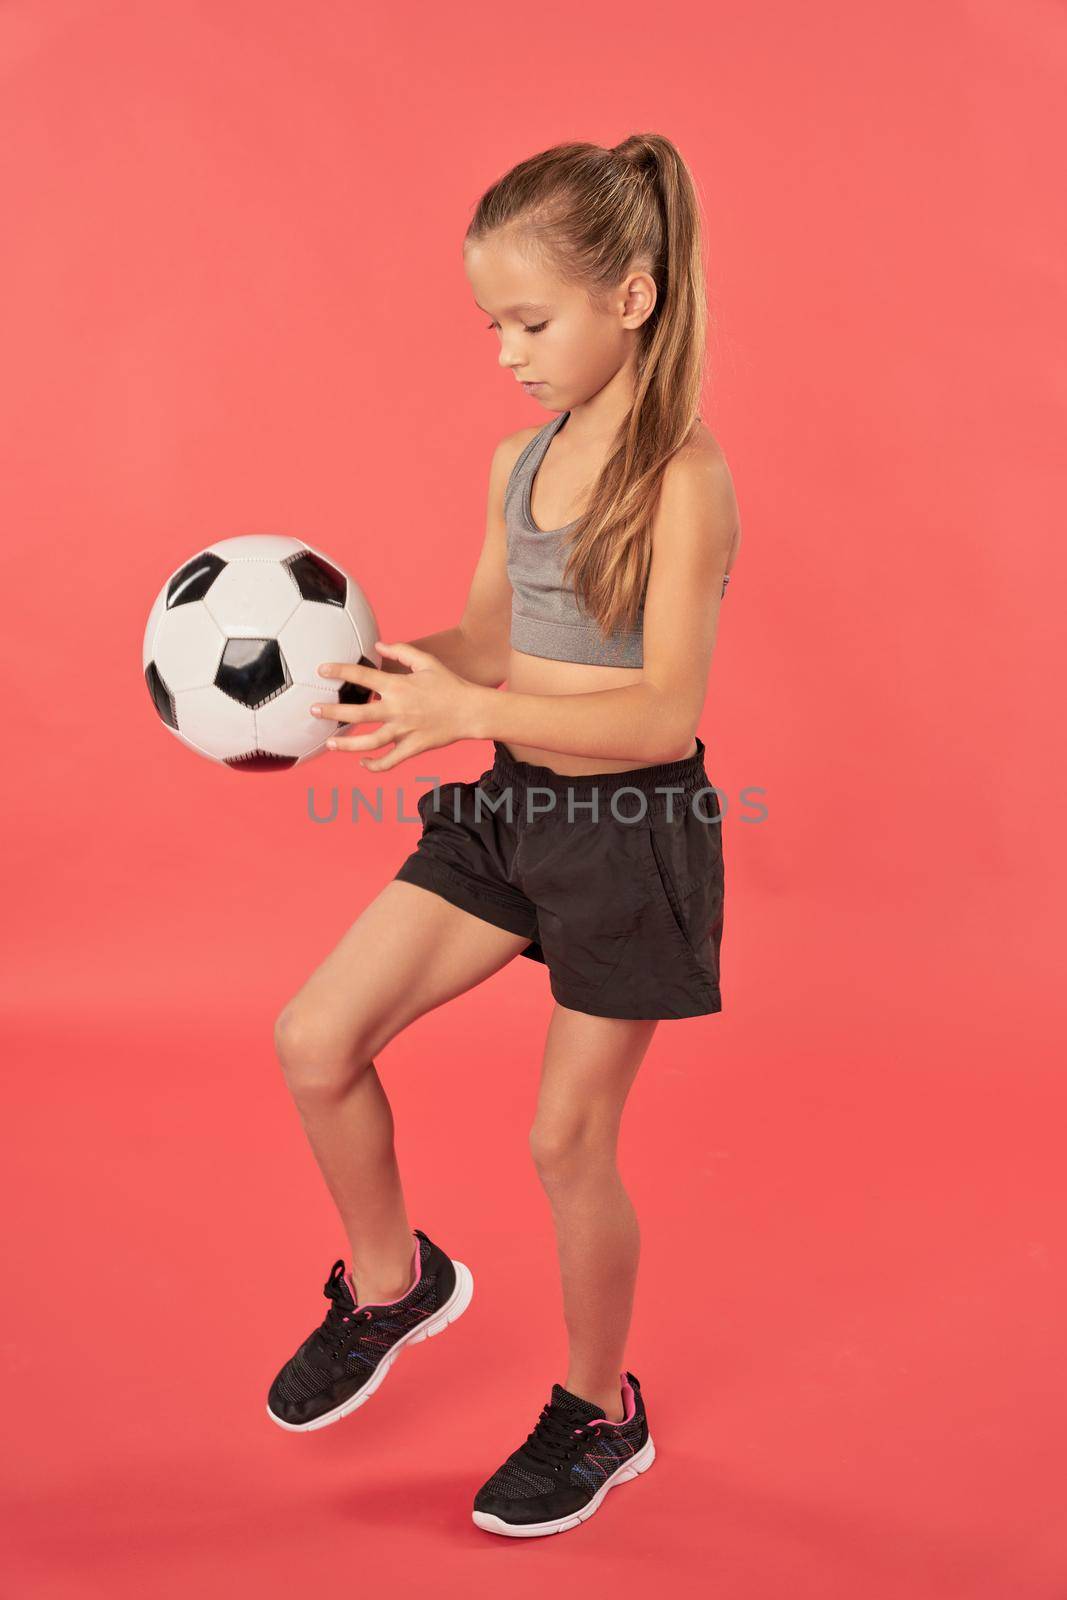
[314,1259,374,1359]
[521,1402,596,1470]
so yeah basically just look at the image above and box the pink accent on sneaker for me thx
[346,1233,422,1311]
[586,1372,637,1429]
[588,1439,636,1467]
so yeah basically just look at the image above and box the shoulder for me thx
[654,424,741,570]
[663,424,738,523]
[492,423,544,476]
[485,424,544,509]
[483,424,547,533]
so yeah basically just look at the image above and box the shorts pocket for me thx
[522,814,653,1000]
[647,825,695,945]
[644,813,723,952]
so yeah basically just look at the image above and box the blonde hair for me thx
[466,133,709,640]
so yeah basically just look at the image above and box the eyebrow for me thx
[475,301,551,317]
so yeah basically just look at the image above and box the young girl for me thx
[266,132,740,1539]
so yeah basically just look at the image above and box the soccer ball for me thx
[143,534,380,771]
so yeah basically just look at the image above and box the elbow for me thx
[459,623,510,689]
[639,697,698,766]
[640,727,697,766]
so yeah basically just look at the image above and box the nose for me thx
[497,339,526,372]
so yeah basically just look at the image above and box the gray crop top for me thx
[504,410,730,668]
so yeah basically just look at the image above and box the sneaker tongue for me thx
[550,1382,607,1424]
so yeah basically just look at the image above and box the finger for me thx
[360,735,419,771]
[326,723,398,753]
[316,701,383,725]
[373,640,431,671]
[317,659,387,692]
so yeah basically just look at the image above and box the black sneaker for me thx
[266,1228,473,1432]
[471,1372,655,1537]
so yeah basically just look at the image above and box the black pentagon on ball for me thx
[167,551,226,607]
[224,751,299,772]
[338,656,377,706]
[215,638,291,708]
[144,661,178,729]
[285,550,347,606]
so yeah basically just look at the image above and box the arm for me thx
[377,432,530,685]
[467,441,741,764]
[316,436,740,770]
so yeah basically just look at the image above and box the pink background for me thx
[2,2,1064,1596]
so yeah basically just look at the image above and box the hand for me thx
[311,641,482,771]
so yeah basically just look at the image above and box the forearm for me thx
[378,625,505,688]
[468,682,688,765]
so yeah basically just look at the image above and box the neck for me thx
[557,375,637,448]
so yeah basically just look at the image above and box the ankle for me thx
[349,1234,418,1306]
[565,1376,625,1424]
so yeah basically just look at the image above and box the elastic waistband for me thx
[489,735,712,813]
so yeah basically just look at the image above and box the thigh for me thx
[533,1004,659,1144]
[281,879,533,1062]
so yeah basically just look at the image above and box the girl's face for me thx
[464,234,651,410]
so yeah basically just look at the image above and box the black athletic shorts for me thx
[393,735,724,1021]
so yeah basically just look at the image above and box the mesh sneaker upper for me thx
[564,1381,644,1491]
[480,1457,557,1498]
[272,1233,440,1409]
[479,1381,644,1503]
[568,1426,643,1491]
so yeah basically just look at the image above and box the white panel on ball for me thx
[254,684,336,762]
[172,685,259,762]
[153,602,227,694]
[204,534,309,562]
[202,561,303,639]
[280,604,362,690]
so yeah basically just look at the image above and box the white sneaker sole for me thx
[266,1258,474,1434]
[471,1432,657,1537]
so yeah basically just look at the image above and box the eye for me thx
[484,321,549,334]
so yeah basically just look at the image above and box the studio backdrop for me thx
[2,3,1063,1598]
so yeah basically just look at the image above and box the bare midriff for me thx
[501,648,698,775]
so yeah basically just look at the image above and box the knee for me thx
[273,1002,368,1102]
[528,1117,616,1191]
